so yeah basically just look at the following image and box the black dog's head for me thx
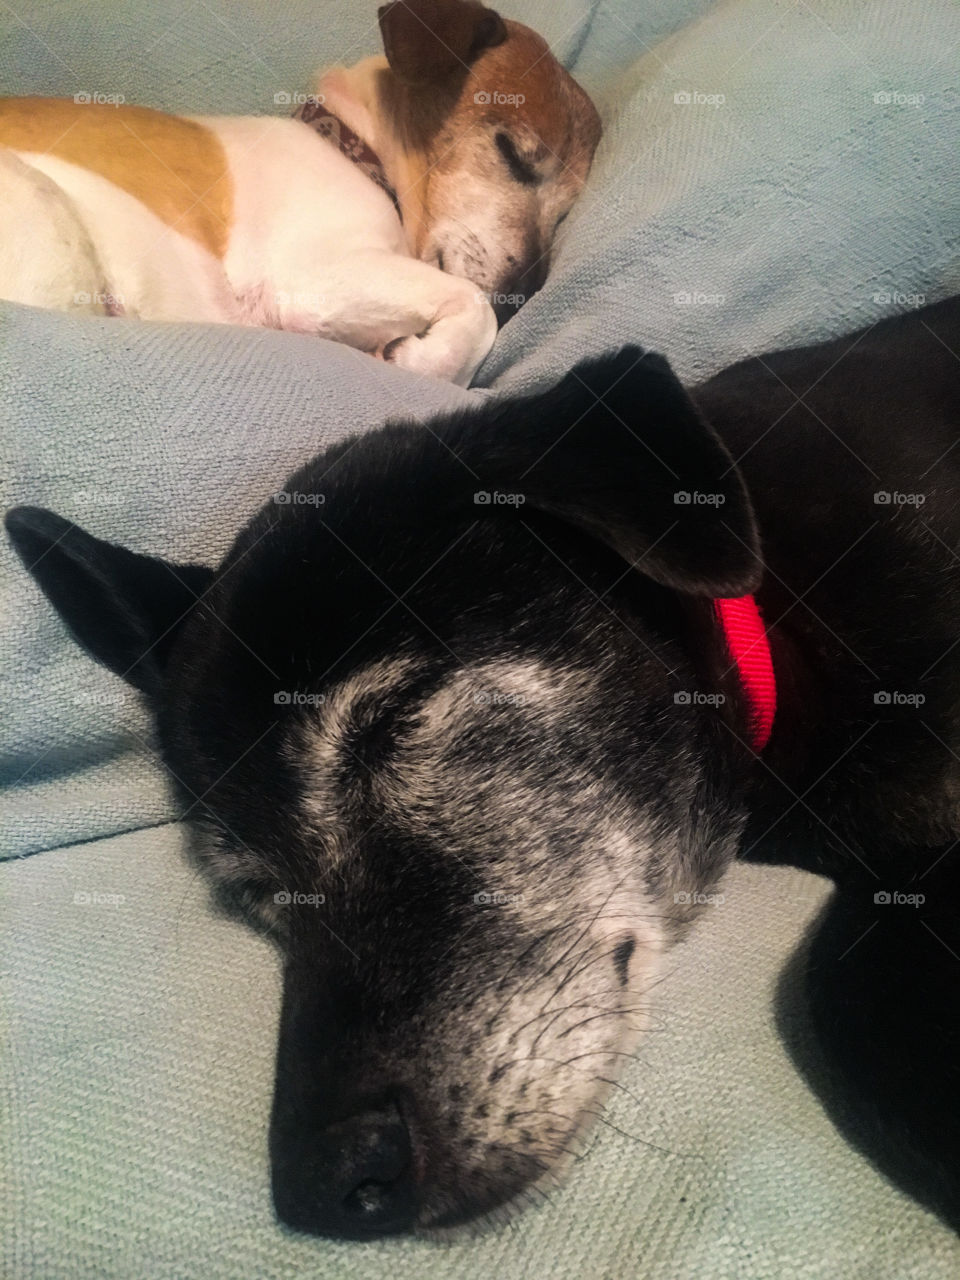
[6,349,761,1238]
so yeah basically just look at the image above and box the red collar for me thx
[714,595,776,752]
[292,99,402,222]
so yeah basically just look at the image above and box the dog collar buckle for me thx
[292,99,403,223]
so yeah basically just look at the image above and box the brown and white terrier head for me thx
[318,0,602,322]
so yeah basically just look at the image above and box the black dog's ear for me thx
[379,0,507,86]
[5,506,214,696]
[458,347,761,597]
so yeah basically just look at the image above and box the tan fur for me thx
[335,21,602,262]
[476,21,602,164]
[0,96,232,259]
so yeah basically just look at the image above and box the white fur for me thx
[0,109,497,385]
[8,150,237,321]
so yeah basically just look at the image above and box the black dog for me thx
[7,297,960,1239]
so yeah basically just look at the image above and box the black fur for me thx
[695,297,960,1228]
[6,298,960,1239]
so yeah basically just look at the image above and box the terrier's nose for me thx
[493,255,548,325]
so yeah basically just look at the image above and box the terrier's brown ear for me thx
[378,0,507,85]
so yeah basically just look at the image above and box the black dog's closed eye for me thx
[495,131,539,185]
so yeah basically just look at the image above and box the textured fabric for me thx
[3,833,960,1278]
[482,0,960,394]
[0,0,600,112]
[3,1,960,1274]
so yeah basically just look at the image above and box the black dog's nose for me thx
[272,1103,417,1239]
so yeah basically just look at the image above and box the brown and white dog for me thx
[0,0,601,385]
